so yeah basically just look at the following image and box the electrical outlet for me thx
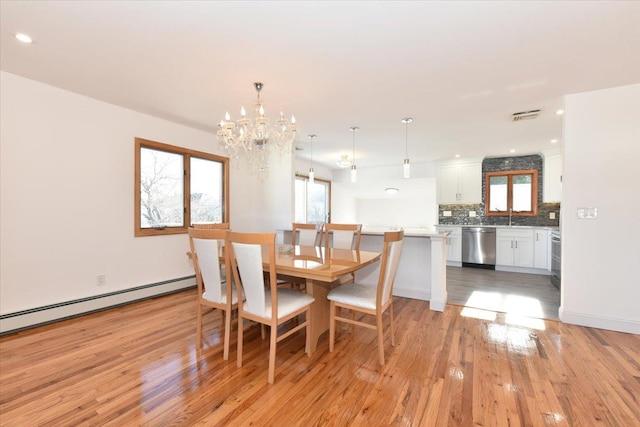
[443,211,452,217]
[97,274,106,286]
[549,212,556,220]
[469,211,477,217]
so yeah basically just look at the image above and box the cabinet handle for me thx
[515,241,518,249]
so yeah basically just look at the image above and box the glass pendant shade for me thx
[402,117,413,179]
[309,168,315,184]
[349,126,359,183]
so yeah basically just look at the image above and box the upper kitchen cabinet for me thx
[437,160,482,203]
[543,148,563,202]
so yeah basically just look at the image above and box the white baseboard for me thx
[429,299,446,312]
[559,307,640,335]
[496,265,550,276]
[0,277,196,335]
[394,287,430,302]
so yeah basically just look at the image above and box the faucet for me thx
[509,208,513,226]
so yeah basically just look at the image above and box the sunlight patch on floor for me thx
[460,306,497,321]
[463,290,546,330]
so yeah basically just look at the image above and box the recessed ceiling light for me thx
[455,154,461,158]
[385,187,399,194]
[510,149,516,153]
[15,33,33,44]
[550,139,558,144]
[556,109,564,116]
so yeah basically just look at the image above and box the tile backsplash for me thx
[438,202,560,226]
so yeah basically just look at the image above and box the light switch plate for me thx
[549,212,556,220]
[576,207,598,219]
[443,211,452,217]
[469,211,477,217]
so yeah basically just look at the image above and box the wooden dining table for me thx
[267,245,381,353]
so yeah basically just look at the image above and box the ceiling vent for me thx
[511,109,541,121]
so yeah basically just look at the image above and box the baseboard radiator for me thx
[0,276,196,335]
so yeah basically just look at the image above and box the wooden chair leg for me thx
[237,314,244,368]
[268,322,278,384]
[196,303,203,349]
[329,301,336,352]
[223,308,231,360]
[389,303,396,347]
[377,312,385,366]
[305,308,312,357]
[261,324,267,339]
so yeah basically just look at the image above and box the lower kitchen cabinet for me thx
[496,229,534,268]
[437,226,461,264]
[534,229,549,270]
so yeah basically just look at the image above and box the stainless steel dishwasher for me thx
[462,227,496,269]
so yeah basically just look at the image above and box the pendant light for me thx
[308,134,316,184]
[402,117,413,179]
[349,126,359,183]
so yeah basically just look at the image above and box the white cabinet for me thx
[496,229,534,268]
[437,226,461,263]
[543,149,563,202]
[534,229,549,270]
[437,161,482,203]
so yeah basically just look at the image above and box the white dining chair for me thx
[292,222,323,246]
[324,223,362,284]
[227,231,315,384]
[278,223,324,290]
[188,224,236,359]
[327,230,404,365]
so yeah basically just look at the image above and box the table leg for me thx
[305,279,331,353]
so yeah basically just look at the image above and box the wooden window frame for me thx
[484,169,538,217]
[134,137,230,237]
[294,173,332,224]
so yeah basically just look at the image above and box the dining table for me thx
[268,244,381,353]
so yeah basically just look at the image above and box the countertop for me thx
[361,227,442,237]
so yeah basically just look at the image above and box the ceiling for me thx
[2,1,639,171]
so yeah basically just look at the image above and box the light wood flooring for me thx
[2,288,639,426]
[447,266,561,320]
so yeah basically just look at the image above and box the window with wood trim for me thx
[485,169,538,217]
[134,138,229,237]
[294,174,331,224]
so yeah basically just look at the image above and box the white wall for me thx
[560,83,640,334]
[0,71,264,316]
[331,162,438,229]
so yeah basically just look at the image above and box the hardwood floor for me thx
[1,289,638,426]
[447,266,561,320]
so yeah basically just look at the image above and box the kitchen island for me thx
[280,227,449,311]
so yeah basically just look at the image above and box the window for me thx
[295,175,330,224]
[135,138,229,236]
[485,169,538,217]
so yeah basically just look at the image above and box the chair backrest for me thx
[324,223,362,251]
[188,227,229,303]
[292,223,323,246]
[376,230,404,307]
[227,231,277,318]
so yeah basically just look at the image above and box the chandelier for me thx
[217,82,298,174]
